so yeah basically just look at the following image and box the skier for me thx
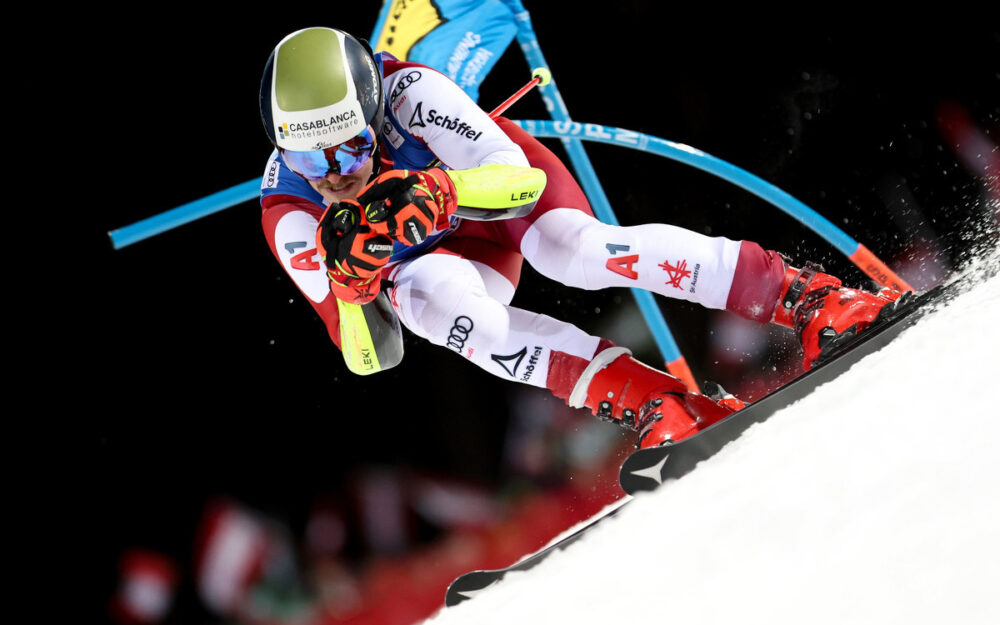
[258,27,902,449]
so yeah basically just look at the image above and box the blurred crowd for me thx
[108,395,631,625]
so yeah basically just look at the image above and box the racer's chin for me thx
[310,160,375,204]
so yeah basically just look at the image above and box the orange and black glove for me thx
[316,200,394,304]
[356,168,458,246]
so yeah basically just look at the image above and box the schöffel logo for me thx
[520,346,543,382]
[408,102,482,141]
[279,111,359,139]
[491,347,526,377]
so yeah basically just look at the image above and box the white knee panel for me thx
[390,253,510,351]
[520,208,742,310]
[389,252,600,387]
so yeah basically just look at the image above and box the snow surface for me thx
[426,261,1000,625]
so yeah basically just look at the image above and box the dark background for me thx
[76,4,997,621]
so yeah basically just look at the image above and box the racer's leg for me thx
[492,117,902,371]
[523,208,755,310]
[386,250,605,388]
[491,117,786,323]
[387,248,740,448]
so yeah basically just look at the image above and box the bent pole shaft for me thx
[501,0,698,389]
[488,67,551,119]
[108,180,260,250]
[517,119,912,293]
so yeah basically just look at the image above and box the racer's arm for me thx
[261,194,343,349]
[364,68,548,243]
[384,64,530,170]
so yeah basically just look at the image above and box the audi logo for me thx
[446,316,474,351]
[390,71,422,102]
[398,70,421,86]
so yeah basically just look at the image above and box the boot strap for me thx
[780,265,818,313]
[567,346,632,409]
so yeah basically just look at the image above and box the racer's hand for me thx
[357,168,457,246]
[316,200,394,304]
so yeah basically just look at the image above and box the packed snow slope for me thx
[427,263,1000,625]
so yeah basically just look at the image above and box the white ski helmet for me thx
[260,27,384,179]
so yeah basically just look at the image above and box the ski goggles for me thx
[281,126,378,181]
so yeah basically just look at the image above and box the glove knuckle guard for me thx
[389,192,436,245]
[338,228,392,275]
[357,169,448,247]
[317,202,359,262]
[365,200,389,224]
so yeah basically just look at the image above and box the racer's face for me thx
[308,156,375,205]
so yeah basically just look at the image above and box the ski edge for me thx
[444,498,630,606]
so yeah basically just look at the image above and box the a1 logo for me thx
[605,242,638,280]
[285,241,320,271]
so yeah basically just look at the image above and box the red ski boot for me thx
[774,264,904,369]
[568,347,743,449]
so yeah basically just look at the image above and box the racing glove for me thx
[356,168,458,246]
[316,200,394,304]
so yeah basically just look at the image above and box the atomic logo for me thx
[659,259,692,290]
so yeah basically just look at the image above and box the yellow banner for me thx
[374,0,445,60]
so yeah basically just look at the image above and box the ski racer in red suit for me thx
[259,27,903,449]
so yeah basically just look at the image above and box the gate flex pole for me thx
[518,120,913,293]
[502,0,699,391]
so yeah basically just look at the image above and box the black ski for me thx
[619,278,964,495]
[444,500,630,606]
[443,271,982,608]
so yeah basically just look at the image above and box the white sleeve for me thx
[270,211,331,304]
[384,66,529,170]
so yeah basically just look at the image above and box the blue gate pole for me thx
[501,0,698,389]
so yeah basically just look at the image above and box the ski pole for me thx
[489,67,552,118]
[421,67,551,173]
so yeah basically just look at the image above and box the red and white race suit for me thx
[260,56,785,398]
